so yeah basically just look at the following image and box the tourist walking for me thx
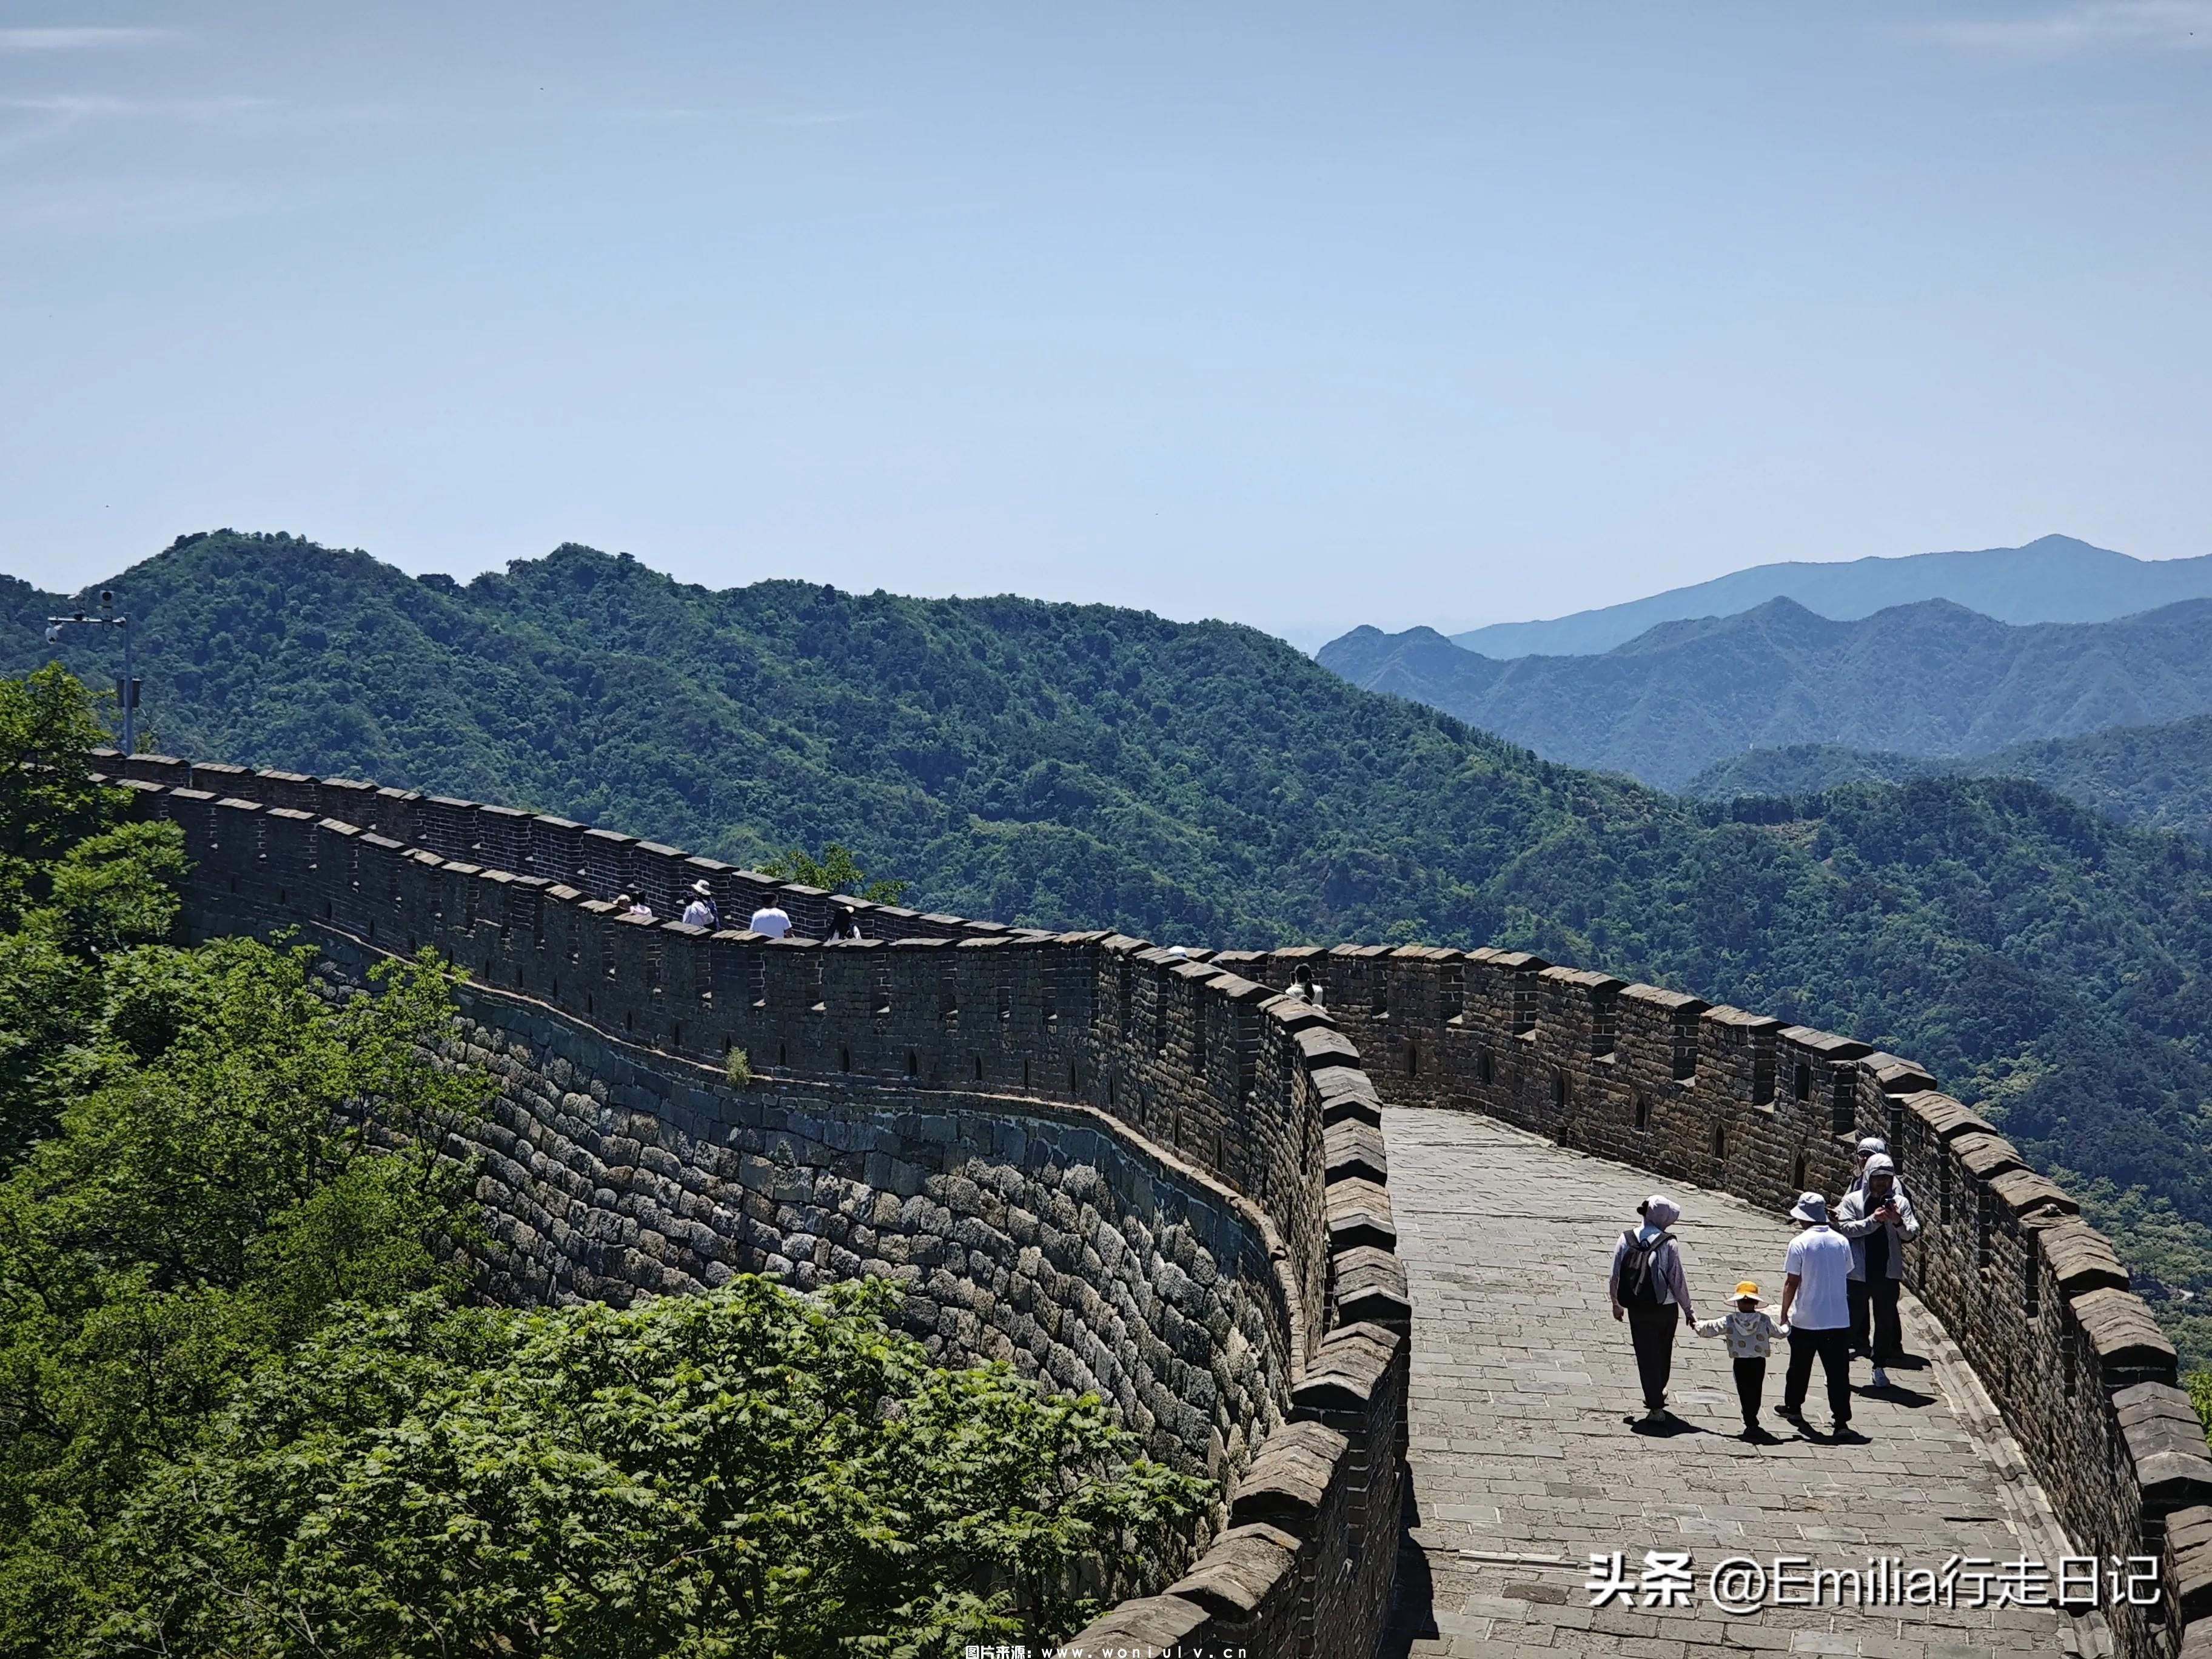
[1778,1192,1856,1437]
[1286,964,1324,1006]
[681,880,720,930]
[827,903,863,940]
[617,891,653,920]
[748,897,793,938]
[1694,1281,1789,1436]
[1609,1195,1697,1425]
[1837,1153,1920,1387]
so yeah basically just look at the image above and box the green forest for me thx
[10,529,2212,1366]
[1687,719,2212,844]
[0,668,1205,1658]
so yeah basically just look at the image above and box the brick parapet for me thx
[98,756,1409,1659]
[109,748,2206,1657]
[1229,943,2211,1659]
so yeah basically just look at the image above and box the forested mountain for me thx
[1321,596,2212,789]
[13,530,2212,1358]
[1687,717,2212,845]
[1686,744,1934,800]
[1448,534,2212,658]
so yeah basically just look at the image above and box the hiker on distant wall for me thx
[681,880,720,930]
[1286,963,1324,1007]
[1836,1153,1920,1389]
[827,903,863,940]
[748,897,793,938]
[1609,1195,1697,1426]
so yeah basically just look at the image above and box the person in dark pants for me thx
[1695,1281,1790,1436]
[1609,1195,1698,1426]
[1837,1153,1920,1388]
[1778,1191,1857,1436]
[1842,1136,1888,1356]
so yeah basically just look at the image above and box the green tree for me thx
[82,1278,1208,1659]
[0,941,492,1654]
[761,843,910,906]
[0,669,181,1170]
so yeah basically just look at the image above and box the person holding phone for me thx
[1835,1153,1920,1388]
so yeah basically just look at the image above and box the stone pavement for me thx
[1381,1106,2109,1659]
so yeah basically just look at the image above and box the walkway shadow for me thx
[1858,1380,1938,1409]
[1627,1412,1708,1438]
[1379,1467,1436,1659]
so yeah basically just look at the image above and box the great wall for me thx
[89,747,2212,1659]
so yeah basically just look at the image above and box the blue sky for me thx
[2,4,2207,645]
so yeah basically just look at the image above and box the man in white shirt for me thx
[748,900,793,939]
[1778,1191,1857,1436]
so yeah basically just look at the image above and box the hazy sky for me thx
[3,4,2207,644]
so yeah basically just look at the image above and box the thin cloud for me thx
[0,176,263,239]
[0,27,178,52]
[0,95,269,116]
[0,93,272,158]
[1920,0,2212,53]
[762,110,872,127]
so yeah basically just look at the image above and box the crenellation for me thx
[102,755,1406,1657]
[102,749,2212,1658]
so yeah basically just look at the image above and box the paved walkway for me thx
[1382,1107,2107,1659]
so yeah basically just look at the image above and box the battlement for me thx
[95,752,1409,1659]
[92,749,2212,1658]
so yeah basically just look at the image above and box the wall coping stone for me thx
[1225,1420,1350,1532]
[1164,1522,1301,1620]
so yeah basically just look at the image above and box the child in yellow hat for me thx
[1695,1281,1789,1437]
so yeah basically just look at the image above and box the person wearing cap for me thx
[617,891,653,920]
[1609,1195,1697,1426]
[1845,1135,1887,1198]
[1836,1153,1920,1388]
[1694,1281,1790,1436]
[1778,1192,1857,1436]
[681,880,720,931]
[826,903,863,940]
[1842,1134,1889,1357]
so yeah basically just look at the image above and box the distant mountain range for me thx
[15,530,2212,1359]
[1448,534,2212,659]
[1319,595,2212,791]
[1685,716,2212,844]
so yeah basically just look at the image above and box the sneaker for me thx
[1777,1402,1806,1423]
[1643,1407,1668,1425]
[1871,1366,1891,1388]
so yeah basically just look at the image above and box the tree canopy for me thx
[0,668,1210,1658]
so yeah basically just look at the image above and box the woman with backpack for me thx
[1609,1195,1698,1426]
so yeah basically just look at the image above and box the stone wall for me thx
[99,752,1412,1659]
[1232,942,2212,1659]
[109,744,2212,1658]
